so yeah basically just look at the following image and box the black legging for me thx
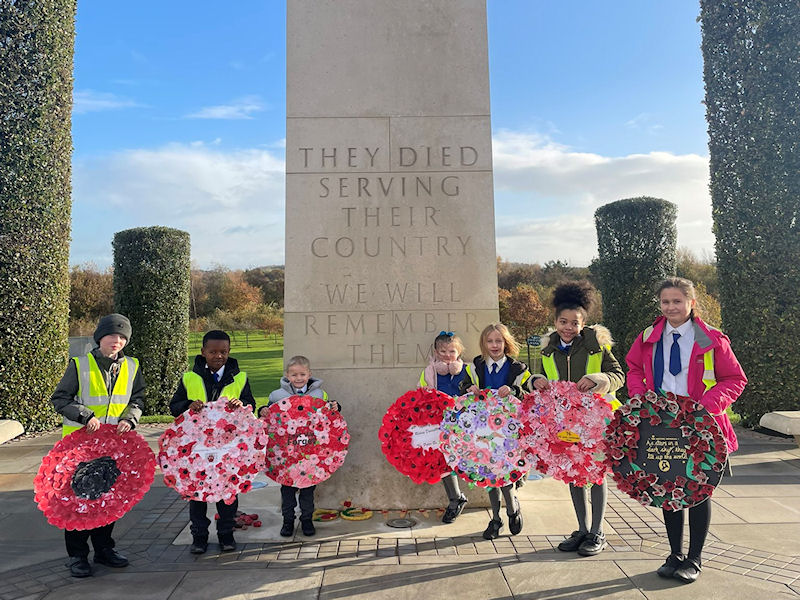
[662,499,711,562]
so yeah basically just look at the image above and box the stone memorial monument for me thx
[284,0,499,508]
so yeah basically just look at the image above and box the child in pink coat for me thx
[626,277,747,584]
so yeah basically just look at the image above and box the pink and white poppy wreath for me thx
[520,381,613,486]
[34,425,156,530]
[263,395,349,488]
[439,390,531,487]
[158,400,268,504]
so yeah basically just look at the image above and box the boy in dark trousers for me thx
[50,313,145,578]
[170,330,255,554]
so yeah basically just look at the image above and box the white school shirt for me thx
[486,356,507,374]
[660,319,694,396]
[207,365,225,381]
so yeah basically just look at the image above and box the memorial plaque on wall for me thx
[607,391,728,511]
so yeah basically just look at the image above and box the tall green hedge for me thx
[113,227,191,415]
[593,197,677,374]
[701,1,800,426]
[0,1,75,432]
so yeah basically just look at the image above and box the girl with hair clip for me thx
[460,323,530,540]
[527,281,625,556]
[419,331,469,523]
[626,277,746,583]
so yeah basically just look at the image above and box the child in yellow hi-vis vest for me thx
[169,329,255,555]
[50,313,145,578]
[526,282,624,557]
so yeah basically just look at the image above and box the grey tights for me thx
[488,484,518,520]
[441,473,463,507]
[569,480,607,534]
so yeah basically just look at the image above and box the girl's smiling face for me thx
[555,308,584,344]
[435,342,459,363]
[660,287,694,328]
[485,330,506,360]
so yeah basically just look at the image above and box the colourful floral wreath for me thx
[379,388,455,485]
[158,400,268,504]
[34,425,156,530]
[520,381,613,486]
[607,391,728,511]
[440,390,531,487]
[263,395,349,488]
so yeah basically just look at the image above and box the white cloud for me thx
[491,130,713,265]
[73,90,144,114]
[71,142,286,268]
[186,96,266,120]
[625,112,664,134]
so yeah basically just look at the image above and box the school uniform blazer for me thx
[626,315,747,452]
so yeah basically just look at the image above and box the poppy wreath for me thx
[440,390,531,487]
[263,395,349,488]
[607,390,728,511]
[378,388,455,485]
[519,381,613,486]
[34,425,156,530]
[158,399,268,504]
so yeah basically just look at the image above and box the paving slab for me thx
[319,563,511,599]
[615,558,799,599]
[39,571,184,600]
[714,497,800,523]
[502,560,647,599]
[711,523,800,556]
[169,567,322,600]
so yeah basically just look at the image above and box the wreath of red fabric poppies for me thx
[158,400,268,504]
[379,388,455,484]
[440,390,531,488]
[607,391,727,511]
[263,395,349,488]
[520,381,613,486]
[34,425,156,530]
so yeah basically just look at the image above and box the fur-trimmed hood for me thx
[541,324,615,354]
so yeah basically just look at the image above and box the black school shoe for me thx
[577,532,607,556]
[94,547,129,568]
[280,520,295,537]
[507,497,523,535]
[557,530,588,552]
[656,553,684,578]
[301,519,316,536]
[190,537,208,554]
[673,557,702,583]
[442,494,468,524]
[67,556,92,578]
[483,518,503,540]
[219,534,237,552]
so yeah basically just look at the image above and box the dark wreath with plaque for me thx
[606,390,728,511]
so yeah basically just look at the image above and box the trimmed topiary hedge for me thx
[593,197,677,376]
[0,0,76,432]
[113,227,191,415]
[701,1,800,426]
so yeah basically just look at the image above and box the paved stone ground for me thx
[2,425,800,599]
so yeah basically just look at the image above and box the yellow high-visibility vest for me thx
[63,354,138,437]
[183,371,248,403]
[541,349,620,410]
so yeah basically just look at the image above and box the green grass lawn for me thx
[188,330,284,412]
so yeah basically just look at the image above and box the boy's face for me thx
[99,333,127,358]
[286,364,311,390]
[202,339,230,372]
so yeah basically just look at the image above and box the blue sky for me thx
[71,1,713,268]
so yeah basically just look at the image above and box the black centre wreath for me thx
[606,391,728,511]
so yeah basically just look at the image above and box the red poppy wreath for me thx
[34,425,156,530]
[520,381,613,487]
[263,395,349,488]
[607,391,727,511]
[378,388,455,485]
[158,399,268,504]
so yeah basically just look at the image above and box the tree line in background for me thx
[69,264,285,341]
